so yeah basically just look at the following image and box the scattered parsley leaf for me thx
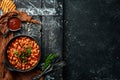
[42,53,59,71]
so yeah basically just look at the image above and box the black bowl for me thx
[4,35,41,72]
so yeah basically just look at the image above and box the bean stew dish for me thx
[7,36,40,70]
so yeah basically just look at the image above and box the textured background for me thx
[63,0,120,80]
[14,0,63,80]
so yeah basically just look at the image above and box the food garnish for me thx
[42,53,59,71]
[13,46,32,63]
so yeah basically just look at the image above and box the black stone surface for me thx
[14,0,63,80]
[63,0,120,80]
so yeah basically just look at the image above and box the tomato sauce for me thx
[8,17,21,30]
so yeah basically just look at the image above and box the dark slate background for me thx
[63,0,120,80]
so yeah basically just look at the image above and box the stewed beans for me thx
[7,37,40,70]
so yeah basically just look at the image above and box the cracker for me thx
[0,0,16,13]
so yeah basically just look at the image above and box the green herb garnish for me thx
[26,47,32,56]
[19,52,25,59]
[14,51,19,55]
[19,52,28,63]
[13,46,32,63]
[42,53,59,70]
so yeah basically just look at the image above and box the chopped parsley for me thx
[13,46,32,63]
[42,53,59,70]
[14,51,19,55]
[26,47,32,56]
